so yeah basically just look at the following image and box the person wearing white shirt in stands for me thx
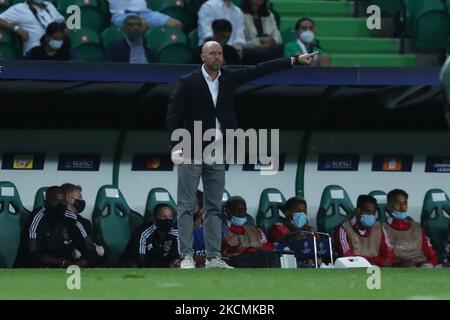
[107,0,182,29]
[197,0,246,60]
[0,0,64,55]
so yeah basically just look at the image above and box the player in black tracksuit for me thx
[121,204,180,268]
[14,186,98,268]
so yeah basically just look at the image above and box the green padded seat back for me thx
[92,185,143,264]
[316,185,355,234]
[0,181,29,268]
[144,187,176,223]
[256,188,286,234]
[369,190,388,223]
[33,186,48,211]
[420,189,450,262]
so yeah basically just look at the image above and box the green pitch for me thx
[1,268,450,300]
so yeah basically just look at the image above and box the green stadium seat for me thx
[364,0,403,14]
[144,187,176,224]
[316,185,354,235]
[281,28,296,45]
[157,44,193,63]
[404,0,448,50]
[59,0,108,32]
[188,28,199,53]
[145,26,193,63]
[0,30,20,59]
[33,186,48,211]
[69,28,105,61]
[368,190,388,223]
[147,0,195,32]
[0,0,11,13]
[255,188,286,234]
[101,27,125,48]
[92,185,143,264]
[420,189,450,262]
[97,0,110,15]
[145,26,187,52]
[0,181,30,268]
[231,0,242,7]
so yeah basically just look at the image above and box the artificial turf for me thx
[0,268,449,300]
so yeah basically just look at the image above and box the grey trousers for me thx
[176,163,225,259]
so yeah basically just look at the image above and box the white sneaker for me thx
[180,255,196,269]
[205,257,234,269]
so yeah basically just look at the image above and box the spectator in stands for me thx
[108,0,182,30]
[222,196,274,258]
[384,189,438,268]
[201,19,240,65]
[25,22,70,61]
[284,17,331,67]
[0,0,64,55]
[61,183,104,264]
[14,186,90,268]
[334,195,395,267]
[105,15,153,64]
[121,204,181,268]
[240,0,283,63]
[269,196,313,243]
[197,0,246,60]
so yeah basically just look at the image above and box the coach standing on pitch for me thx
[167,40,315,269]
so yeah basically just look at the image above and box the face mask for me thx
[292,212,307,228]
[392,211,408,220]
[48,39,63,50]
[155,219,174,232]
[231,216,247,227]
[74,199,86,213]
[360,214,376,228]
[46,202,67,218]
[299,30,315,44]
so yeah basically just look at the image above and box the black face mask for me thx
[46,202,67,218]
[73,199,86,213]
[155,219,174,232]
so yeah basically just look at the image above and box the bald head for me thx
[201,41,224,73]
[202,41,221,54]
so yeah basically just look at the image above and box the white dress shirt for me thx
[201,64,223,141]
[197,0,246,47]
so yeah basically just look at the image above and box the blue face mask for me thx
[231,216,247,227]
[48,39,63,50]
[292,212,307,228]
[392,211,408,220]
[360,214,376,228]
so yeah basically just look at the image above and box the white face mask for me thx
[299,30,315,44]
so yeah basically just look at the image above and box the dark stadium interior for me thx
[0,83,446,131]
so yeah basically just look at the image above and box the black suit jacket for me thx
[166,57,293,152]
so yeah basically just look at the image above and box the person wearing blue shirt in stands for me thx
[105,15,153,64]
